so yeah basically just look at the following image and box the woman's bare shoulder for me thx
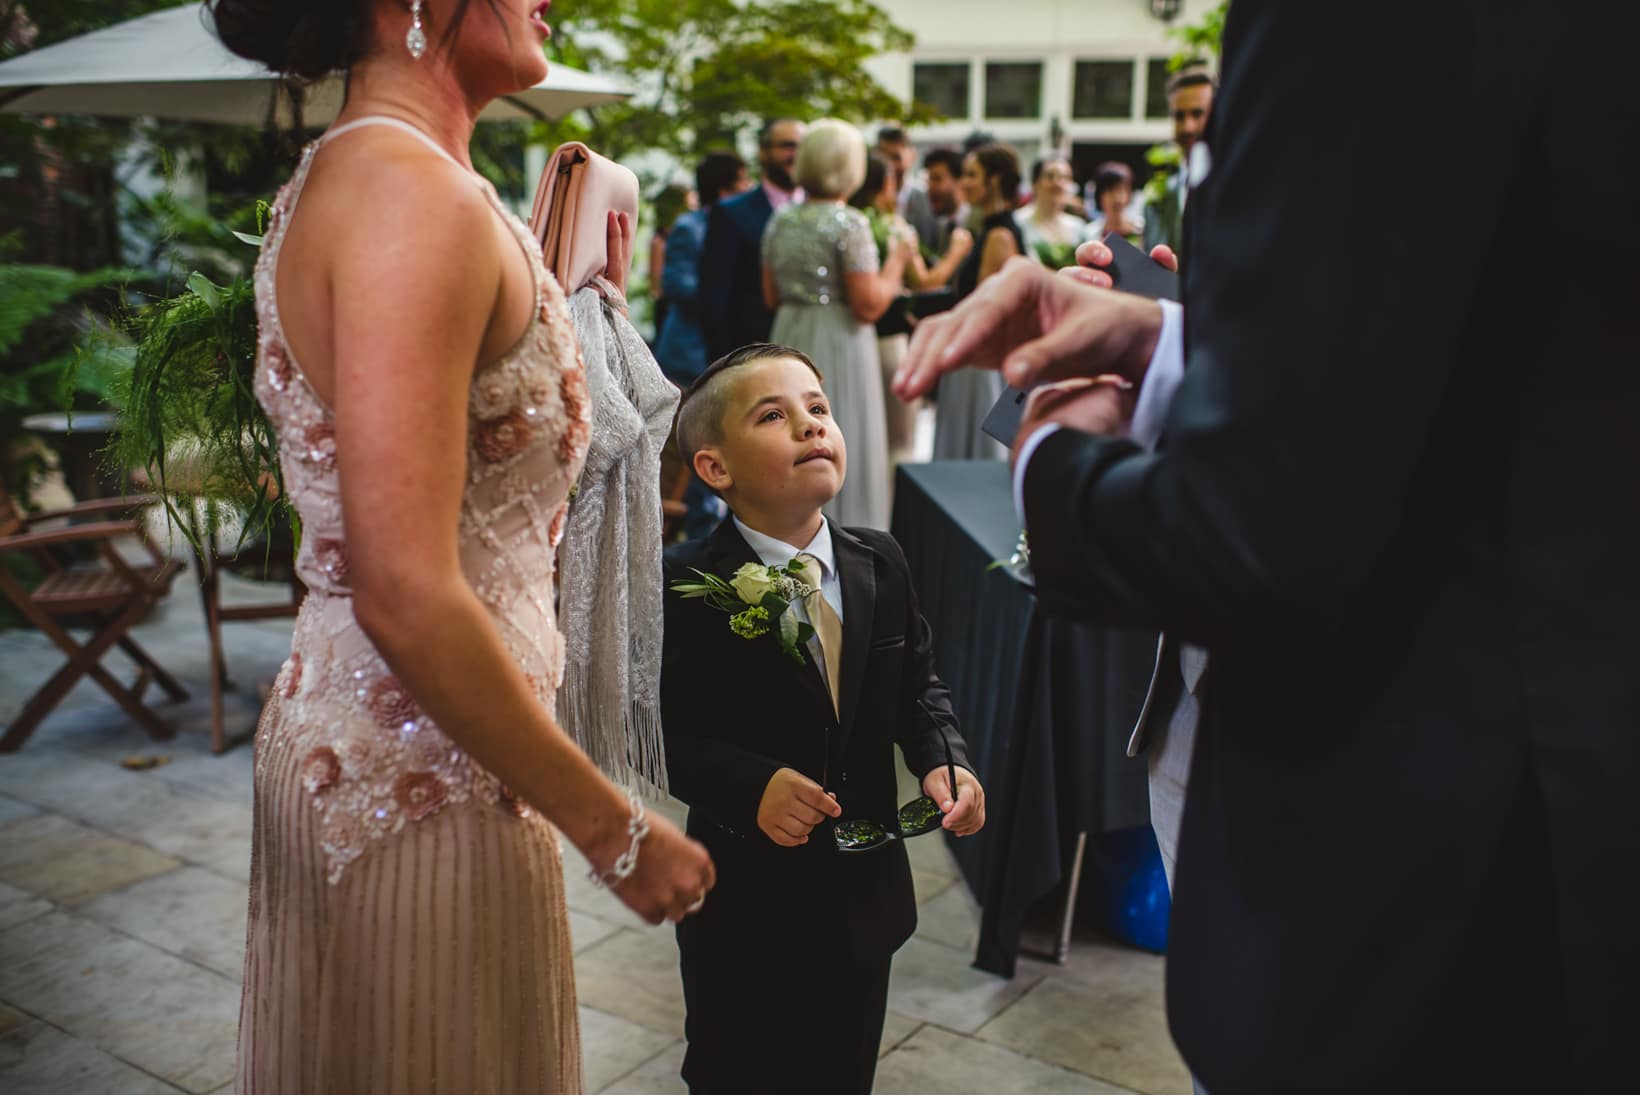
[296,131,497,274]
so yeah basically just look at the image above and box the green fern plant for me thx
[106,260,291,555]
[0,247,136,505]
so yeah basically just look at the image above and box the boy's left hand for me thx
[922,766,986,837]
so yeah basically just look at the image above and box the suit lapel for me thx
[705,518,835,726]
[832,525,878,752]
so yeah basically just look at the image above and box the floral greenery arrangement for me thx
[105,223,290,554]
[1033,240,1079,271]
[671,561,817,664]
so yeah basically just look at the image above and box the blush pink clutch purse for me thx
[528,141,639,298]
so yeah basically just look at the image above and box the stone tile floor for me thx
[0,558,1190,1094]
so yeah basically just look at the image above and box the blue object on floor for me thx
[1086,825,1171,953]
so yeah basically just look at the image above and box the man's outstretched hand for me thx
[892,256,1166,402]
[1057,239,1180,290]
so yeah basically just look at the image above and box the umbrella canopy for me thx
[0,4,631,126]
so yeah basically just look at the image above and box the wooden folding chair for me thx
[194,527,304,754]
[0,484,188,752]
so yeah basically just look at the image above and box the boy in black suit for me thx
[662,343,986,1094]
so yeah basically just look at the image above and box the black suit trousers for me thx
[678,940,891,1095]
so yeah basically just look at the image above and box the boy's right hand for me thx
[757,768,843,847]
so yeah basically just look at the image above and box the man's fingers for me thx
[1148,244,1179,272]
[1002,318,1102,388]
[1075,239,1114,269]
[896,313,959,399]
[1058,265,1113,290]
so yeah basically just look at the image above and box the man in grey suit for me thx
[1143,68,1214,257]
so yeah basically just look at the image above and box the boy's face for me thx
[694,356,846,514]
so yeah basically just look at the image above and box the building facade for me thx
[864,0,1216,184]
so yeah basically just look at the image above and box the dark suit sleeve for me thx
[697,203,736,362]
[869,532,970,782]
[660,560,784,837]
[661,219,701,317]
[1024,1,1519,647]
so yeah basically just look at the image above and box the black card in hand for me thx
[980,234,1177,447]
[1100,231,1180,302]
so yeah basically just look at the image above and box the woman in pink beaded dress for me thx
[209,2,715,1092]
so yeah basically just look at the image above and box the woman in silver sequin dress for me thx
[209,2,715,1092]
[762,120,915,529]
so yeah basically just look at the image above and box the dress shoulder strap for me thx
[319,115,469,173]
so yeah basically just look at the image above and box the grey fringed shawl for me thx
[557,281,679,792]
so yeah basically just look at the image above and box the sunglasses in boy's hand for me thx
[830,733,961,855]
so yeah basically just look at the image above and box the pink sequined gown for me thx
[237,117,591,1095]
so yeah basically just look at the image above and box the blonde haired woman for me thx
[761,119,914,529]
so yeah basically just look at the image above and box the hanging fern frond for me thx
[106,269,290,555]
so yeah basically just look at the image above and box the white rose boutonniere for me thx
[671,560,817,664]
[729,563,778,606]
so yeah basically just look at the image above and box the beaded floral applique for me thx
[253,137,588,885]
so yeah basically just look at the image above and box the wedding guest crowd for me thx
[700,118,804,361]
[1016,156,1099,266]
[761,120,912,529]
[671,118,1193,520]
[654,151,749,386]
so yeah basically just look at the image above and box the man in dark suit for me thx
[698,118,805,362]
[892,3,1640,1091]
[663,343,984,1094]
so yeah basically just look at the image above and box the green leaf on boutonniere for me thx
[778,609,802,661]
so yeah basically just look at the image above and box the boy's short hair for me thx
[675,343,826,466]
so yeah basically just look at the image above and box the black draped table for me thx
[891,461,1155,977]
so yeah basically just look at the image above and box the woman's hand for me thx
[602,810,717,925]
[892,226,919,263]
[602,210,632,296]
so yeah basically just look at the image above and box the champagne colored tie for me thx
[793,553,842,714]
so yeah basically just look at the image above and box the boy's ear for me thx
[693,446,732,494]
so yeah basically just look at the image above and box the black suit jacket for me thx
[699,186,776,362]
[662,518,968,966]
[1022,3,1640,1092]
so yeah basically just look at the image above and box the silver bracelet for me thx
[589,789,649,889]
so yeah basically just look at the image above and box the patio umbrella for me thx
[0,4,631,126]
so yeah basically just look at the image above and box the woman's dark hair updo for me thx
[209,0,375,81]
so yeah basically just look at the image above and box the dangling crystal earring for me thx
[406,0,428,60]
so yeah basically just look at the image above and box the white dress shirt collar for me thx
[734,516,835,580]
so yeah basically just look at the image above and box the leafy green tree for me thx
[1169,1,1229,71]
[536,0,931,162]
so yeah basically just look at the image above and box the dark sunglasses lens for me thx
[897,797,943,838]
[834,820,891,853]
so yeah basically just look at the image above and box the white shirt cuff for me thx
[1129,298,1185,452]
[1012,298,1184,524]
[1012,424,1062,524]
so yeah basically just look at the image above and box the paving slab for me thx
[0,912,239,1093]
[875,1024,1140,1095]
[886,935,1042,1035]
[0,815,180,905]
[79,866,248,981]
[573,928,688,1040]
[0,1020,180,1095]
[580,1006,678,1094]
